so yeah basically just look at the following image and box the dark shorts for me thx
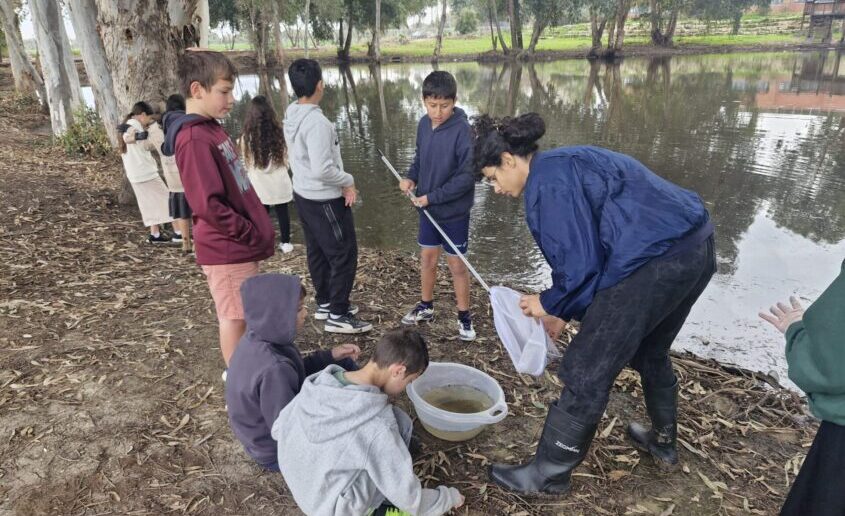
[418,214,469,256]
[169,192,192,219]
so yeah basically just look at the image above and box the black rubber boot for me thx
[627,379,679,468]
[490,402,597,495]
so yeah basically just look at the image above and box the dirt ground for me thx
[0,82,819,515]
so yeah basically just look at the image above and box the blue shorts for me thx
[418,214,470,256]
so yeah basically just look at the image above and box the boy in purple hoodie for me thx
[168,51,275,370]
[225,273,360,471]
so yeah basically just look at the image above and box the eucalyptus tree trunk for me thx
[527,16,546,54]
[372,0,381,61]
[0,0,45,100]
[94,0,199,203]
[95,0,199,117]
[198,0,209,46]
[507,0,523,51]
[304,0,310,56]
[271,0,286,65]
[491,0,508,54]
[589,9,607,57]
[29,0,82,135]
[67,0,121,147]
[433,0,447,61]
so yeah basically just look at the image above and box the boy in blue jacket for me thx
[224,273,360,471]
[399,71,476,341]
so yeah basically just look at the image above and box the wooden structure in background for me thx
[802,0,845,42]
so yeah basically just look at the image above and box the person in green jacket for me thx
[760,259,845,516]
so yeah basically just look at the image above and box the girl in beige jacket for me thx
[239,95,294,253]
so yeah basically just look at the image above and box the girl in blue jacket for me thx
[471,113,716,495]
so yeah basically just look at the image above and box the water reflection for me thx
[83,51,845,388]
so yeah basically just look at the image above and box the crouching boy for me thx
[272,327,464,516]
[225,273,360,472]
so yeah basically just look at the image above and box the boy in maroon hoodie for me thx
[168,51,275,371]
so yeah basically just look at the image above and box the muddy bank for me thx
[0,88,818,515]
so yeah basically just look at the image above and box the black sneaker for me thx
[401,303,435,325]
[325,313,373,334]
[315,303,359,321]
[148,233,171,244]
[171,233,183,243]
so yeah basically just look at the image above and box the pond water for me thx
[90,51,845,390]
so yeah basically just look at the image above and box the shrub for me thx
[456,9,478,36]
[57,107,113,158]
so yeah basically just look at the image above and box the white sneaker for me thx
[401,303,435,325]
[279,242,294,253]
[458,320,476,341]
[221,369,227,382]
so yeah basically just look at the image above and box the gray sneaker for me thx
[401,303,435,325]
[325,313,373,334]
[315,304,359,320]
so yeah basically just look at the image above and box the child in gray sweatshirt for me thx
[271,327,464,516]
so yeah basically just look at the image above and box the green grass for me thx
[208,42,255,52]
[330,32,799,59]
[212,12,810,61]
[674,33,802,46]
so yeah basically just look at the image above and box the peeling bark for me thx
[67,0,121,147]
[29,0,82,134]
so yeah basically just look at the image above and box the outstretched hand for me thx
[331,343,361,362]
[759,296,805,334]
[519,294,548,318]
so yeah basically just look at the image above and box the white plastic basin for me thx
[407,362,509,442]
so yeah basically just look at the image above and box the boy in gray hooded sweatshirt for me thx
[225,273,360,471]
[272,327,464,516]
[284,58,372,336]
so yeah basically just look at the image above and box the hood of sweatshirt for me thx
[283,102,321,147]
[241,273,300,346]
[272,365,389,444]
[161,111,206,156]
[424,106,468,132]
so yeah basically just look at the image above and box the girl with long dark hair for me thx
[239,95,294,253]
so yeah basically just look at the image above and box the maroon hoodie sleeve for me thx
[177,138,262,246]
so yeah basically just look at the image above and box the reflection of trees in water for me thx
[481,56,845,273]
[225,54,845,276]
[765,116,845,243]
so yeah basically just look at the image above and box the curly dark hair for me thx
[241,95,286,169]
[470,112,546,180]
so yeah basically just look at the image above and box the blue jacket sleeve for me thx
[303,349,335,376]
[534,183,605,321]
[258,363,300,430]
[426,127,474,206]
